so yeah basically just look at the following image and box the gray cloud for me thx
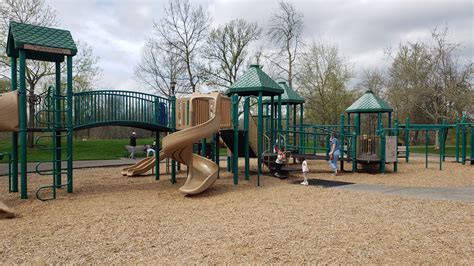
[48,0,473,91]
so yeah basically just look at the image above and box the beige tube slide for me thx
[121,151,166,176]
[162,92,222,195]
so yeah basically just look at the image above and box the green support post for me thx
[439,128,443,170]
[425,130,429,168]
[394,120,398,172]
[470,125,474,164]
[286,104,290,149]
[170,95,176,183]
[455,118,460,163]
[232,94,239,185]
[355,113,360,135]
[257,92,263,186]
[340,114,345,172]
[154,99,160,180]
[377,112,381,132]
[214,132,220,177]
[461,118,466,165]
[55,62,62,187]
[405,117,410,162]
[243,97,250,181]
[380,123,386,173]
[293,105,297,151]
[66,56,73,193]
[201,138,206,157]
[19,50,27,199]
[10,57,18,193]
[299,103,304,154]
[352,132,357,172]
[277,94,282,145]
[270,96,274,151]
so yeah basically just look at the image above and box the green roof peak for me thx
[346,90,393,113]
[224,65,283,96]
[263,81,304,105]
[6,21,77,62]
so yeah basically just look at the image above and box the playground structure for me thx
[0,21,472,201]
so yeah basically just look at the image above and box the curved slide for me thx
[121,151,166,176]
[0,201,14,219]
[162,93,222,195]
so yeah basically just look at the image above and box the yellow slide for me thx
[162,92,222,195]
[121,151,166,176]
[0,201,14,219]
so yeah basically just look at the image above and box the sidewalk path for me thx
[332,183,474,202]
[0,156,228,176]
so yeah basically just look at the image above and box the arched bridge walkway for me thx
[73,90,171,131]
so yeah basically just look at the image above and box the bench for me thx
[397,146,407,158]
[124,145,146,158]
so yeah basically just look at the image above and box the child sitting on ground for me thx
[301,156,309,185]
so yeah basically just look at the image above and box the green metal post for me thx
[394,120,398,172]
[155,132,160,180]
[201,138,206,158]
[380,124,386,173]
[55,62,62,187]
[455,118,460,163]
[439,128,443,170]
[171,95,176,183]
[470,125,474,164]
[405,117,410,162]
[243,97,250,181]
[257,92,263,186]
[277,94,282,145]
[356,113,361,135]
[286,104,290,148]
[66,56,73,193]
[425,130,428,168]
[155,99,160,180]
[388,112,392,136]
[461,117,466,165]
[340,114,345,172]
[214,132,220,177]
[293,105,297,150]
[19,50,27,199]
[299,103,304,154]
[377,112,382,132]
[10,57,18,193]
[352,132,357,172]
[232,94,239,185]
[270,96,274,151]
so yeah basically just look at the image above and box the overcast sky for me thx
[48,0,473,92]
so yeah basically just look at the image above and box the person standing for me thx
[300,156,309,185]
[328,132,340,176]
[129,132,137,159]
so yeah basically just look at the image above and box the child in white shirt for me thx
[301,156,309,185]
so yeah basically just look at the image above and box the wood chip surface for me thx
[0,157,472,264]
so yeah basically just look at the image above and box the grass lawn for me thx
[409,145,471,157]
[0,138,229,163]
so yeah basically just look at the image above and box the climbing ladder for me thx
[34,86,72,201]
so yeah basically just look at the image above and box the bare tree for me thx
[299,41,354,124]
[135,38,189,97]
[201,19,261,90]
[387,26,473,124]
[154,0,210,93]
[267,1,304,88]
[356,68,387,98]
[1,0,101,146]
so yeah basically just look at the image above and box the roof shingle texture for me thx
[263,81,304,105]
[346,90,393,113]
[225,65,283,96]
[7,21,77,56]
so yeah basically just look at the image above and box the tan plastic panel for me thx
[0,91,19,132]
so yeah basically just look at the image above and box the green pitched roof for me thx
[346,90,393,113]
[224,65,284,96]
[263,81,305,105]
[6,21,77,62]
